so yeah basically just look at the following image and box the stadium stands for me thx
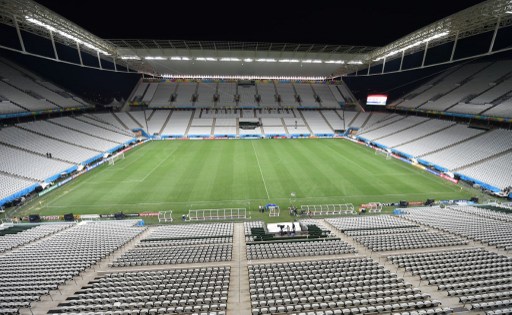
[0,222,73,253]
[48,267,230,315]
[0,59,88,114]
[373,119,455,148]
[246,239,356,260]
[321,110,345,130]
[396,60,512,118]
[404,206,512,250]
[130,81,148,102]
[19,120,122,152]
[0,144,74,181]
[173,82,197,107]
[389,248,512,314]
[0,126,99,164]
[195,82,216,108]
[0,174,35,201]
[314,84,340,108]
[301,110,333,135]
[392,124,485,157]
[49,117,134,144]
[0,221,143,314]
[133,80,348,109]
[357,116,429,142]
[238,83,258,107]
[420,128,512,170]
[216,82,237,107]
[257,82,279,107]
[249,257,451,315]
[275,81,298,107]
[160,110,193,137]
[457,151,512,190]
[295,83,319,107]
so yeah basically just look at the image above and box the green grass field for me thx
[18,138,474,222]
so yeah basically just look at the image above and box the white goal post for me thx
[375,148,392,160]
[108,152,125,165]
[158,210,173,223]
[300,203,355,216]
[361,202,383,213]
[188,208,247,221]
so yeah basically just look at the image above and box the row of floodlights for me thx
[159,74,327,80]
[121,56,363,65]
[25,16,110,55]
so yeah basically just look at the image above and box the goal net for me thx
[375,149,391,160]
[108,153,125,165]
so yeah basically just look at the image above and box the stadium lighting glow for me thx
[220,58,241,62]
[160,74,326,80]
[169,56,191,61]
[120,56,141,60]
[133,56,352,64]
[25,16,110,55]
[302,59,322,63]
[374,31,450,61]
[145,56,167,60]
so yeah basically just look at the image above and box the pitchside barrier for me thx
[188,208,247,221]
[300,203,355,216]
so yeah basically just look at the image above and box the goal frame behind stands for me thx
[188,208,247,221]
[158,210,173,223]
[300,203,355,216]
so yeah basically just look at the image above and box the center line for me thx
[251,140,270,200]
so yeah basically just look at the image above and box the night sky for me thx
[34,0,486,47]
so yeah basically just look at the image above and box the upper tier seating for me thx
[0,174,35,200]
[0,126,100,163]
[19,120,121,152]
[393,124,484,157]
[395,59,512,118]
[0,144,73,181]
[458,151,512,189]
[421,128,512,170]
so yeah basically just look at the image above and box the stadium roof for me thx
[1,0,511,78]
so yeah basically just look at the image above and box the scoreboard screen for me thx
[366,94,388,106]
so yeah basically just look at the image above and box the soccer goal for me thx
[375,149,391,160]
[268,205,280,217]
[108,153,125,165]
[300,203,355,216]
[158,210,173,223]
[188,208,247,221]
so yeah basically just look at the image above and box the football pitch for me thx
[20,139,473,222]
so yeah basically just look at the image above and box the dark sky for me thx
[34,0,485,46]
